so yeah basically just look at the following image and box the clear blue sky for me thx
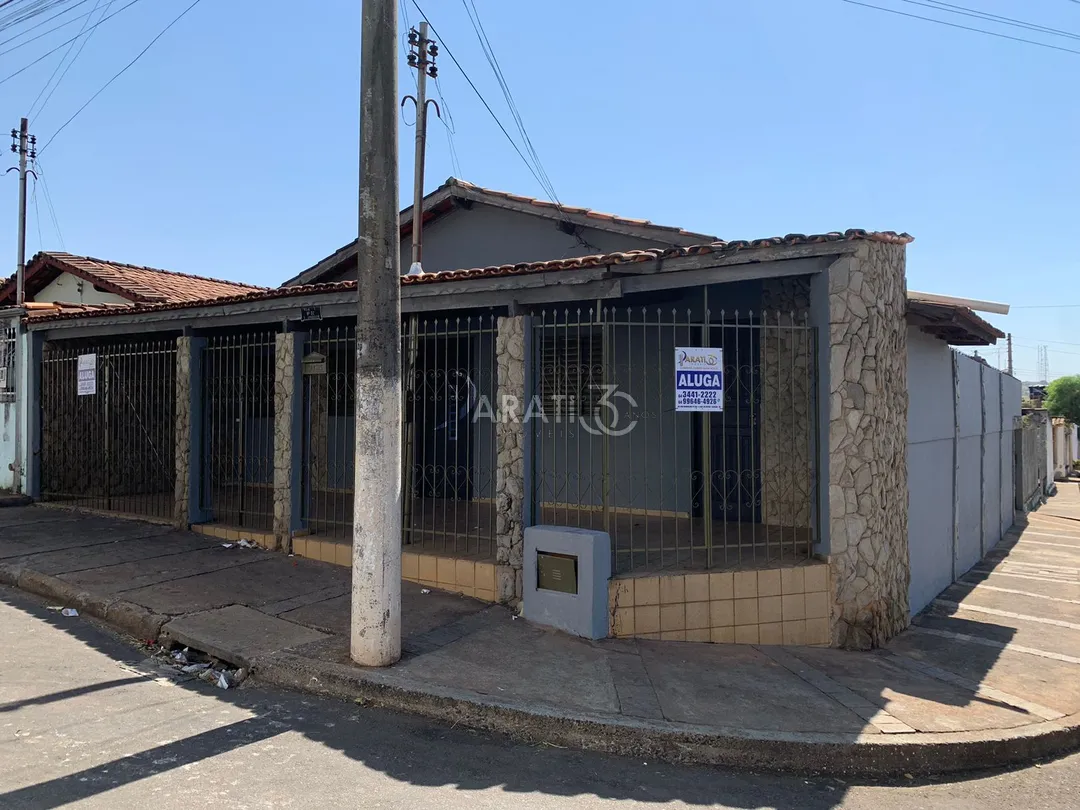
[2,0,1078,379]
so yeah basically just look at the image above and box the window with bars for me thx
[539,329,603,417]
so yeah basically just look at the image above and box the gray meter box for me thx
[523,525,610,639]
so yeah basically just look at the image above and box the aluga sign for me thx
[674,347,723,412]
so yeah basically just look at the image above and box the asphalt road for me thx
[1,584,1078,810]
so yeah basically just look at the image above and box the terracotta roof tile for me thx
[28,229,912,324]
[449,179,712,238]
[0,252,266,306]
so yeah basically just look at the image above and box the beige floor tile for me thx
[710,599,734,627]
[635,605,660,634]
[634,577,660,606]
[734,598,758,626]
[804,564,828,593]
[758,595,782,624]
[710,572,734,600]
[757,569,782,597]
[733,571,758,599]
[734,624,759,644]
[684,573,710,602]
[781,593,805,621]
[659,575,685,605]
[711,626,735,643]
[781,566,805,595]
[660,603,686,632]
[758,621,784,645]
[685,601,710,630]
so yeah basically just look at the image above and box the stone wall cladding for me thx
[828,242,910,649]
[272,332,296,552]
[173,336,193,529]
[495,315,526,604]
[760,276,813,532]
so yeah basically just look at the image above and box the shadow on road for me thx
[0,587,886,810]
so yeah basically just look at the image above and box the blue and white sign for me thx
[675,347,723,412]
[77,353,97,397]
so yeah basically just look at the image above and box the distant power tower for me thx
[1037,345,1050,383]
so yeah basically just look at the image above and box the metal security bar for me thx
[403,314,498,559]
[300,317,498,559]
[302,325,355,536]
[0,321,15,402]
[41,339,177,519]
[532,304,817,574]
[1015,413,1046,511]
[201,333,276,530]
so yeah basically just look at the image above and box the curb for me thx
[251,651,1080,778]
[1,563,168,642]
[4,561,1079,777]
[0,495,32,509]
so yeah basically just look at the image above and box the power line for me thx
[0,0,144,85]
[31,175,43,251]
[0,0,93,48]
[1010,336,1080,348]
[841,0,1080,56]
[35,160,65,249]
[0,4,97,54]
[433,74,462,177]
[1012,303,1080,309]
[460,0,560,204]
[902,1,1080,41]
[410,1,560,202]
[0,0,77,30]
[30,176,43,252]
[39,0,204,154]
[1011,341,1080,358]
[27,0,106,120]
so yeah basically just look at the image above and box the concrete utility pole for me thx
[405,20,438,275]
[12,119,32,307]
[1007,333,1014,377]
[399,21,438,538]
[352,0,402,667]
[8,118,35,494]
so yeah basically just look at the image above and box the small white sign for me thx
[77,353,97,396]
[675,347,723,412]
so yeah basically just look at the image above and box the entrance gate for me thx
[40,339,177,519]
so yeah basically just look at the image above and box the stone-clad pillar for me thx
[173,336,207,528]
[760,277,813,532]
[495,315,527,604]
[827,240,910,649]
[273,332,304,552]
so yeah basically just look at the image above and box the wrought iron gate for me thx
[300,317,498,559]
[200,333,276,530]
[532,304,818,574]
[40,339,177,519]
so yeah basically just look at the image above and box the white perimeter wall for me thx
[906,327,1021,615]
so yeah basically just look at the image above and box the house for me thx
[0,253,264,492]
[0,251,265,309]
[0,183,1025,651]
[282,177,715,286]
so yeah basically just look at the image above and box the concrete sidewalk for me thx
[2,493,1080,777]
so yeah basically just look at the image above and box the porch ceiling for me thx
[906,298,1005,346]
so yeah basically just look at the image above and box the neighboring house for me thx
[282,177,715,286]
[1051,417,1078,481]
[0,252,265,491]
[0,251,265,309]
